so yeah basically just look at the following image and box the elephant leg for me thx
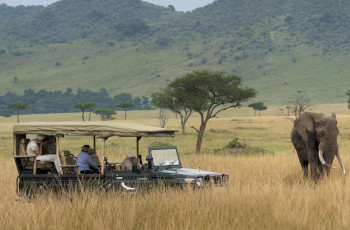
[291,130,309,178]
[310,160,319,181]
[308,148,319,182]
[297,156,308,178]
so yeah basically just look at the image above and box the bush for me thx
[225,138,245,148]
[155,37,173,47]
[212,138,274,156]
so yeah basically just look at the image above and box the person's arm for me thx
[88,155,100,173]
[29,142,42,156]
[93,165,100,173]
[35,141,47,156]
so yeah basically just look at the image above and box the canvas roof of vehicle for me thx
[13,122,177,138]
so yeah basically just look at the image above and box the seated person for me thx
[88,148,100,166]
[26,135,60,173]
[121,153,139,171]
[75,145,100,174]
[42,136,57,155]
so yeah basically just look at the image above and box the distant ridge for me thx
[0,0,349,105]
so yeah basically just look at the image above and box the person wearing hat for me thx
[75,145,100,174]
[26,135,60,173]
[121,153,139,171]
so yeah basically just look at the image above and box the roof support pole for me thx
[13,134,17,157]
[93,135,96,150]
[136,136,142,164]
[56,135,62,175]
[101,138,105,175]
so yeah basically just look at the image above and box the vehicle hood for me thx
[156,168,223,177]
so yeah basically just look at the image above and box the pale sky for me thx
[0,0,215,11]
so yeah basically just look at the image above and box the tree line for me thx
[1,87,152,116]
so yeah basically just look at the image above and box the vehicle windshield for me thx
[150,148,180,167]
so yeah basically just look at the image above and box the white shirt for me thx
[26,140,39,157]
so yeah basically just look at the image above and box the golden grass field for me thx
[1,105,350,230]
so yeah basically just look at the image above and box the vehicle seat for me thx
[60,151,77,174]
[115,164,122,171]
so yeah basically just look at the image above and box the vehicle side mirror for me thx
[146,154,153,170]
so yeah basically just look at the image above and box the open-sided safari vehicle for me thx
[13,122,228,195]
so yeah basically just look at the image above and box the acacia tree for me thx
[151,90,192,134]
[280,94,312,122]
[94,108,116,121]
[169,70,256,154]
[7,102,27,123]
[115,101,135,120]
[248,102,267,116]
[346,90,350,109]
[74,102,96,121]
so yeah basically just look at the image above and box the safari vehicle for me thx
[13,122,228,195]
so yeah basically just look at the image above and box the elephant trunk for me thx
[318,150,346,174]
[318,150,334,168]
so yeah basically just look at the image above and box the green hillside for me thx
[0,0,349,106]
[0,4,42,26]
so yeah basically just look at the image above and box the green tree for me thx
[115,101,135,120]
[151,90,192,134]
[93,108,116,121]
[248,102,267,116]
[347,90,350,109]
[7,102,27,123]
[168,70,256,153]
[74,102,96,121]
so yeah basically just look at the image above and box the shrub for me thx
[212,138,274,156]
[225,138,245,148]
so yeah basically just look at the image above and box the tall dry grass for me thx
[0,110,350,229]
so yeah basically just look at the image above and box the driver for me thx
[75,145,100,174]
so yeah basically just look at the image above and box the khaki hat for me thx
[36,135,45,141]
[126,153,136,159]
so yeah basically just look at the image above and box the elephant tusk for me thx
[336,153,346,174]
[318,150,332,168]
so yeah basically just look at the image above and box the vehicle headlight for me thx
[185,178,195,184]
[222,174,229,182]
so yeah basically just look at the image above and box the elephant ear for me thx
[294,112,322,142]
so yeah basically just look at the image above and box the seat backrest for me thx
[19,138,29,156]
[60,150,76,174]
[115,164,122,171]
[63,151,75,165]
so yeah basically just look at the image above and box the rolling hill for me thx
[0,0,349,106]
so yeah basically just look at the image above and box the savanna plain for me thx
[1,105,350,230]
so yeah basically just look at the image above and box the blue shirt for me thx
[75,151,97,172]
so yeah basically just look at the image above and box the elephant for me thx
[290,112,345,181]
